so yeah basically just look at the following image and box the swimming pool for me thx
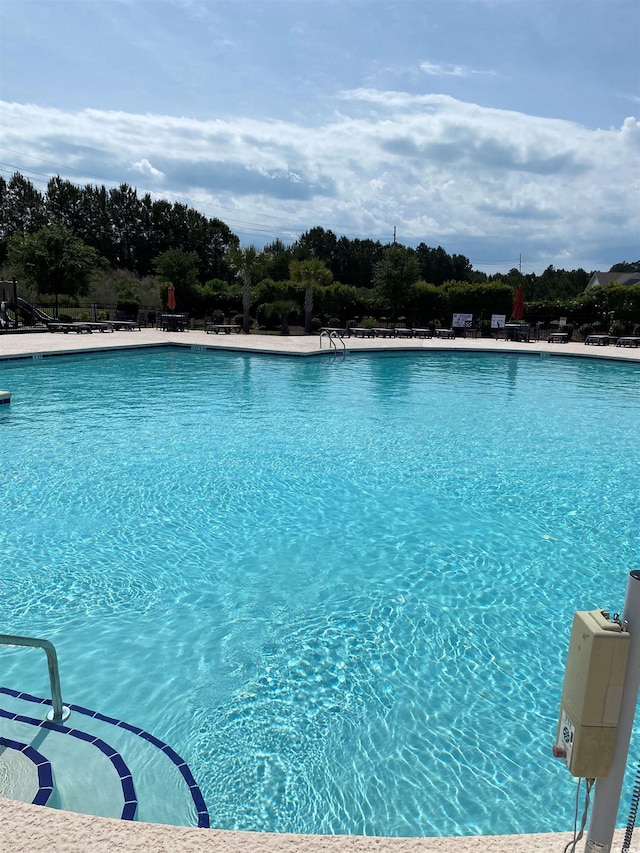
[1,347,639,836]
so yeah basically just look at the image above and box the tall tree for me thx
[334,236,383,288]
[293,227,338,269]
[415,243,471,286]
[373,244,420,322]
[45,177,84,233]
[8,225,107,302]
[1,173,46,239]
[263,238,293,281]
[107,183,142,270]
[153,248,200,312]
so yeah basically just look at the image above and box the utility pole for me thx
[393,226,396,244]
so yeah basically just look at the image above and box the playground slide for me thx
[15,297,54,326]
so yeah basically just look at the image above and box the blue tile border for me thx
[0,704,137,821]
[0,686,209,828]
[0,736,53,807]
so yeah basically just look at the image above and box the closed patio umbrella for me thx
[511,285,525,320]
[167,283,176,312]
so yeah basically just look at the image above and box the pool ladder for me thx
[319,329,346,357]
[0,633,71,722]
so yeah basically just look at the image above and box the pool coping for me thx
[0,796,628,852]
[0,329,635,851]
[1,327,640,365]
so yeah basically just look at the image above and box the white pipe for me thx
[586,570,640,852]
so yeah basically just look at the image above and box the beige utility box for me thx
[555,609,630,778]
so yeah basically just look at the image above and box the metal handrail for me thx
[0,633,71,722]
[319,329,346,356]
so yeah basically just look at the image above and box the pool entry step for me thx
[0,687,209,827]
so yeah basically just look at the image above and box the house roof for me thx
[587,271,640,288]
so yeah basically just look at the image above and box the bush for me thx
[609,320,627,336]
[360,316,378,329]
[579,323,598,339]
[116,300,138,319]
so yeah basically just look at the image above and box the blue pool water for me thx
[1,347,639,836]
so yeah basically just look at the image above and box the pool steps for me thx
[0,687,209,827]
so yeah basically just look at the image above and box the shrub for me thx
[579,323,597,339]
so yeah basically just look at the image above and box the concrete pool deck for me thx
[0,796,630,853]
[1,327,637,853]
[1,325,640,363]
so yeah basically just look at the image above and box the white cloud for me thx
[131,158,165,178]
[420,61,494,78]
[0,95,637,272]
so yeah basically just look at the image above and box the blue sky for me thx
[1,0,639,275]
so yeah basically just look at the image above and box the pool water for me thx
[1,347,639,836]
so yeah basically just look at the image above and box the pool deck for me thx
[0,796,629,853]
[1,326,640,363]
[0,328,636,853]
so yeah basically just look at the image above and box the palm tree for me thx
[290,258,333,334]
[227,246,263,334]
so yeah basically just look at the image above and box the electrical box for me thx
[554,609,630,778]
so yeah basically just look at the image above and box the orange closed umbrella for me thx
[167,284,176,311]
[511,285,524,320]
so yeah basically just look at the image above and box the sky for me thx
[0,0,639,276]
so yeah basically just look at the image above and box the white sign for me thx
[491,314,506,329]
[452,313,473,328]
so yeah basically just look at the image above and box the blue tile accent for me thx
[68,729,98,743]
[16,712,45,725]
[93,712,120,725]
[0,688,209,828]
[121,775,136,803]
[0,708,18,720]
[189,786,207,815]
[38,763,54,789]
[0,706,137,820]
[161,745,184,765]
[2,737,25,750]
[177,763,196,785]
[32,788,53,806]
[110,754,130,778]
[121,801,138,821]
[19,690,47,704]
[71,704,97,716]
[95,742,118,759]
[117,720,143,735]
[0,737,53,808]
[138,731,166,749]
[41,720,67,733]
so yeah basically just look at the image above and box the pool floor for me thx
[1,346,639,835]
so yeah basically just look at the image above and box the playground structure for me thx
[0,280,149,332]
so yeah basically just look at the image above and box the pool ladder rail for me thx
[0,633,70,722]
[0,633,209,827]
[319,328,347,356]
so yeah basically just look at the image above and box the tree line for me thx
[1,171,638,335]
